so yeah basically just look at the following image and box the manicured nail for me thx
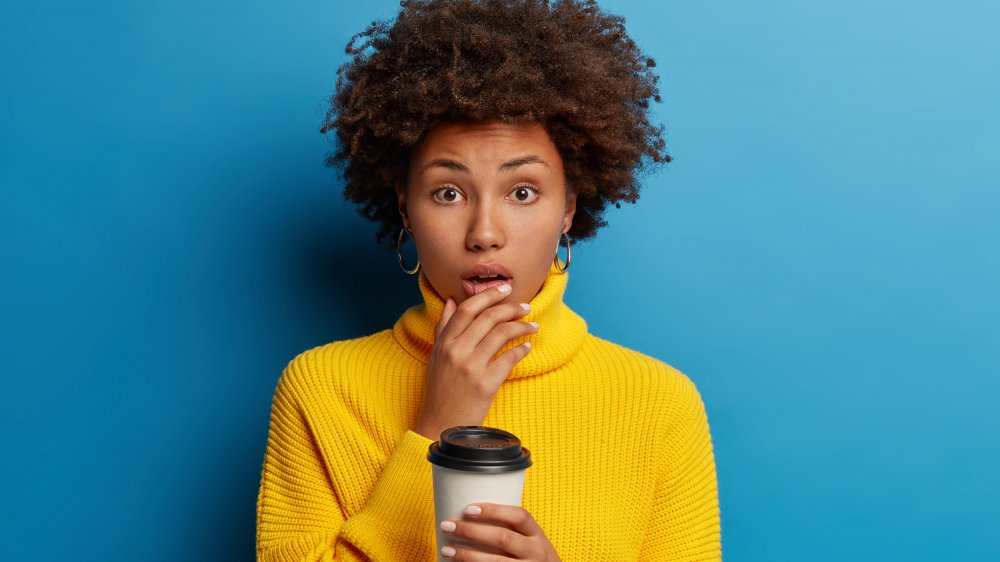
[442,545,456,558]
[522,342,532,350]
[528,321,539,330]
[465,505,482,516]
[440,520,456,533]
[520,303,530,311]
[498,284,512,293]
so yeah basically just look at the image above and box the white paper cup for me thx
[427,426,532,561]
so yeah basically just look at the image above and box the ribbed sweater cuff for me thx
[339,430,436,560]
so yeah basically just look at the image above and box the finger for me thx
[461,303,533,349]
[435,297,457,340]
[439,283,512,341]
[441,542,516,562]
[464,503,543,538]
[475,319,537,359]
[487,342,533,380]
[442,519,531,559]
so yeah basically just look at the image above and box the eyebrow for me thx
[421,155,550,173]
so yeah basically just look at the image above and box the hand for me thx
[412,283,538,440]
[439,503,561,561]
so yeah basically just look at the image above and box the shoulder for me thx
[579,334,708,418]
[273,330,398,404]
[580,334,699,389]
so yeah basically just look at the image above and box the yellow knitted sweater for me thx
[256,264,721,561]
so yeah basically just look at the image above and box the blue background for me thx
[2,0,997,560]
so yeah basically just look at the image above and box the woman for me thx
[257,1,721,560]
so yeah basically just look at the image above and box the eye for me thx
[432,186,465,204]
[509,185,539,204]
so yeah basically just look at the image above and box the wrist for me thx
[412,418,442,441]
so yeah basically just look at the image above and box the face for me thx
[398,120,576,305]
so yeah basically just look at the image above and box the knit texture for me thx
[257,264,722,561]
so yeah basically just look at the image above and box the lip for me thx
[462,263,513,280]
[461,262,514,298]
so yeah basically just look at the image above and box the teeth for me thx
[469,273,505,283]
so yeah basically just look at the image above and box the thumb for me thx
[435,297,457,340]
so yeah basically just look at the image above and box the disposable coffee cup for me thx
[427,426,532,561]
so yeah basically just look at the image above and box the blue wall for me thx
[2,0,997,560]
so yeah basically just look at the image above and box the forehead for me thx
[410,121,562,167]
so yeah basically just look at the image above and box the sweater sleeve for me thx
[256,361,437,562]
[639,374,722,561]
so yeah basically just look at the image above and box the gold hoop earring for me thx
[397,228,421,275]
[553,232,571,273]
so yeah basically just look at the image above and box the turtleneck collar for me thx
[392,263,588,380]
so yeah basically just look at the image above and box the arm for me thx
[256,364,436,562]
[639,376,722,561]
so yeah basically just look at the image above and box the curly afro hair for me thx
[321,0,671,248]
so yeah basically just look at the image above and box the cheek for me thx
[411,220,461,259]
[511,225,560,262]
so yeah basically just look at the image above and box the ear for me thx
[395,182,410,231]
[561,189,577,235]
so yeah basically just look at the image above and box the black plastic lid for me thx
[427,426,532,473]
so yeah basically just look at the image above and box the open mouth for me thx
[461,264,514,296]
[467,273,509,284]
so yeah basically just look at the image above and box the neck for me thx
[392,263,588,379]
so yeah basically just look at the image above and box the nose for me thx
[465,201,505,251]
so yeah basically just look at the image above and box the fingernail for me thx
[520,303,530,312]
[465,505,482,516]
[442,545,456,558]
[440,520,456,533]
[528,321,539,330]
[498,284,512,294]
[523,342,532,350]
